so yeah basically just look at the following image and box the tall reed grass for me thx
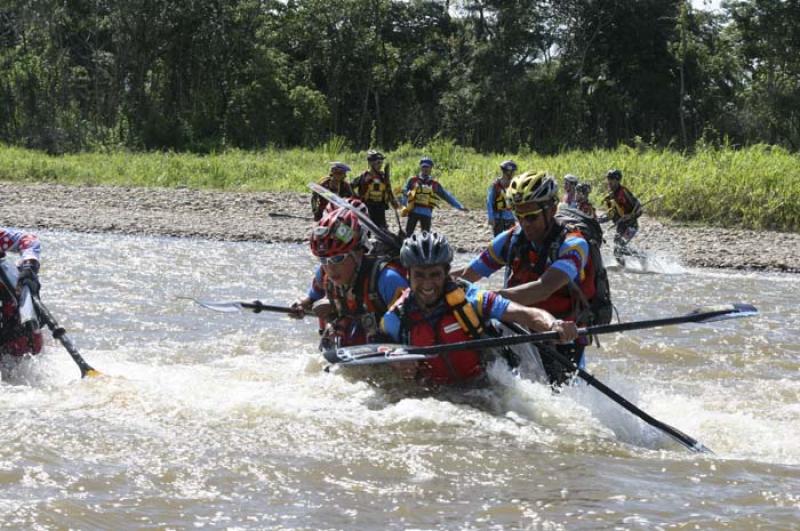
[1,142,797,232]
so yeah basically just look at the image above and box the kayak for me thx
[323,321,549,387]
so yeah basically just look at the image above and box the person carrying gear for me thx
[0,228,44,358]
[455,171,604,385]
[381,231,577,387]
[575,183,597,219]
[350,150,399,231]
[562,174,579,208]
[486,160,518,236]
[289,207,408,349]
[311,162,354,221]
[400,157,469,235]
[601,169,642,262]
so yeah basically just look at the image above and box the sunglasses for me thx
[320,252,351,266]
[513,202,544,220]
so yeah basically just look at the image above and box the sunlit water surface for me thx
[1,231,798,529]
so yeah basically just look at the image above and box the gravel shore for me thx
[2,181,798,273]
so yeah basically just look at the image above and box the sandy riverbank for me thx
[2,182,797,273]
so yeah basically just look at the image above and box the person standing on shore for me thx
[381,231,577,386]
[311,162,353,221]
[486,160,517,236]
[454,172,599,385]
[601,169,642,261]
[0,228,43,357]
[400,158,468,235]
[350,150,399,231]
[575,183,597,219]
[562,174,579,208]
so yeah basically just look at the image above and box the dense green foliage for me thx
[2,1,800,154]
[2,142,797,232]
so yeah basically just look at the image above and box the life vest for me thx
[406,176,440,209]
[491,178,511,214]
[393,281,486,385]
[325,256,406,347]
[603,185,636,220]
[502,224,597,322]
[356,171,390,204]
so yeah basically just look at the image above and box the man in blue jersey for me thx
[456,172,597,384]
[382,231,576,386]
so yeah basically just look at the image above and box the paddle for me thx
[33,296,101,378]
[502,322,711,454]
[309,182,402,252]
[267,212,313,221]
[180,296,312,316]
[384,161,406,239]
[326,304,757,362]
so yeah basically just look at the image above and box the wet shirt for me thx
[400,175,464,217]
[381,281,509,342]
[468,226,590,287]
[0,228,41,263]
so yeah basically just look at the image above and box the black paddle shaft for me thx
[400,305,756,356]
[33,297,98,378]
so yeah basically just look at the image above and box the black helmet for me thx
[367,150,385,162]
[400,231,454,268]
[606,169,622,180]
[576,182,592,195]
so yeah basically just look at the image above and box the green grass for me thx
[1,141,797,232]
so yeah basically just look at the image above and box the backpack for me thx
[554,206,613,326]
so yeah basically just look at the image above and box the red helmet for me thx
[310,207,364,257]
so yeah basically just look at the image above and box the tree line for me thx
[1,0,798,155]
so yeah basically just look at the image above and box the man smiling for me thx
[381,231,576,386]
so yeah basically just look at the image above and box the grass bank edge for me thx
[0,142,797,233]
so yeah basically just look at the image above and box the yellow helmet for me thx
[506,171,558,208]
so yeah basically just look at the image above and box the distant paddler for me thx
[599,169,642,262]
[486,160,518,236]
[380,231,577,386]
[311,162,354,221]
[350,150,400,232]
[400,157,469,235]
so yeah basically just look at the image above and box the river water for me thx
[1,231,798,529]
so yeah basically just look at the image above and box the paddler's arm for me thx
[453,230,510,282]
[500,301,578,342]
[497,267,570,307]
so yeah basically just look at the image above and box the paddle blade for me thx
[83,369,103,378]
[691,303,759,322]
[179,297,245,313]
